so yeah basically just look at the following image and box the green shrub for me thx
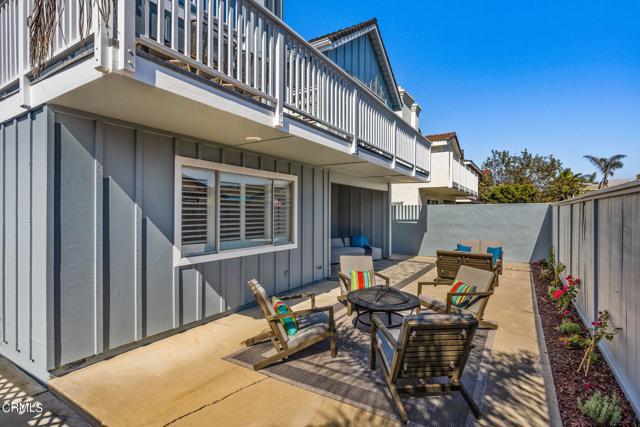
[559,333,587,349]
[578,391,623,426]
[556,318,582,335]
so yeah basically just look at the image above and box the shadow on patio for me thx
[47,258,550,427]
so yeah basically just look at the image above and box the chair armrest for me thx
[267,305,335,327]
[371,316,399,349]
[278,292,316,308]
[495,258,503,274]
[337,272,351,293]
[445,291,493,312]
[374,272,390,285]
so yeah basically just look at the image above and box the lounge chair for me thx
[417,265,497,329]
[459,239,504,274]
[435,240,502,286]
[245,279,336,370]
[371,313,481,425]
[337,255,390,315]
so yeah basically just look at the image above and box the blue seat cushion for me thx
[486,246,503,265]
[456,243,472,252]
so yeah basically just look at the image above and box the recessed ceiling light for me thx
[245,136,262,142]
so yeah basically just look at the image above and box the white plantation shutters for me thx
[178,161,295,259]
[181,167,215,256]
[273,180,293,244]
[219,173,273,250]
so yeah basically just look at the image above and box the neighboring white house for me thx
[392,132,481,205]
[0,4,431,381]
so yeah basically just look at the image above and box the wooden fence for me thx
[553,181,640,415]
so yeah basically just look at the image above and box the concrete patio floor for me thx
[49,257,551,427]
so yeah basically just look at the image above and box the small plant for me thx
[578,311,619,375]
[556,318,582,335]
[560,333,587,349]
[578,391,623,426]
[550,275,581,313]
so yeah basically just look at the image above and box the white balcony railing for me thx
[1,0,430,176]
[451,158,478,196]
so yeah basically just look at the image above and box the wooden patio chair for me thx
[459,239,504,275]
[337,255,390,315]
[370,313,481,425]
[435,248,500,287]
[417,265,497,329]
[245,279,337,370]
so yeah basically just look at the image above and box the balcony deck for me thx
[0,0,430,183]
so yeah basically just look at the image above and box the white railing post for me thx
[273,28,285,127]
[93,0,110,72]
[17,0,30,108]
[351,87,358,153]
[391,120,396,167]
[412,135,417,175]
[117,0,136,73]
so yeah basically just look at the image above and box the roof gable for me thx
[309,19,402,110]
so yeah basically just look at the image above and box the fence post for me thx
[273,28,285,127]
[18,0,31,108]
[117,0,136,73]
[592,199,599,321]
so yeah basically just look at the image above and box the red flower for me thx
[563,309,570,316]
[566,275,573,280]
[574,278,581,285]
[583,383,593,391]
[553,289,565,300]
[563,285,569,291]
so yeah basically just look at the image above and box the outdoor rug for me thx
[224,312,495,426]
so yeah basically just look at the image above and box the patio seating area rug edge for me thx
[224,315,496,427]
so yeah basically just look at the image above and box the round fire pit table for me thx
[347,286,420,329]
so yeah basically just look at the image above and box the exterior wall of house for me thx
[325,35,393,108]
[0,108,49,382]
[330,183,390,257]
[47,107,331,373]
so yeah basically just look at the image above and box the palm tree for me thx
[583,154,626,189]
[555,168,588,199]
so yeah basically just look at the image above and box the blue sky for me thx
[285,0,640,179]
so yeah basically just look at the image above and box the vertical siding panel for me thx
[17,116,31,355]
[201,261,223,316]
[56,114,97,365]
[243,255,260,304]
[288,164,302,287]
[141,132,175,337]
[313,168,323,281]
[4,121,16,351]
[223,258,242,309]
[31,110,47,363]
[134,130,143,341]
[103,124,137,348]
[179,267,199,325]
[0,123,4,344]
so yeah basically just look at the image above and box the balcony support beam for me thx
[273,29,285,127]
[18,0,31,108]
[117,0,136,73]
[351,88,358,154]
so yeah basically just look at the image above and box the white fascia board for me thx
[330,171,390,192]
[132,56,275,128]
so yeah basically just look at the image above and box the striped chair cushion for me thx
[271,297,298,336]
[350,270,375,291]
[449,281,477,307]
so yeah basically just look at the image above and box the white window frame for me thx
[174,156,298,266]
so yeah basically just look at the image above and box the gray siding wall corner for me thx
[3,106,331,375]
[0,108,50,382]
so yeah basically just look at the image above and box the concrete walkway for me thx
[49,257,551,427]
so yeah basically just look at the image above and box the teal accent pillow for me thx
[271,297,298,336]
[351,235,369,247]
[456,244,472,252]
[487,246,503,265]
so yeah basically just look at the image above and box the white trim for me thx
[173,156,298,267]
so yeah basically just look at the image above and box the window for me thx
[175,157,297,265]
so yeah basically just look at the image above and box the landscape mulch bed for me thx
[531,263,639,427]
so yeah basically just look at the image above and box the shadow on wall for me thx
[392,204,553,263]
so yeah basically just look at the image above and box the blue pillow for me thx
[351,235,369,247]
[456,244,472,252]
[487,246,503,265]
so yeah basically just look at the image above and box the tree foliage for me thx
[583,154,626,189]
[480,150,596,203]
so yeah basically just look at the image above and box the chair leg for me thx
[330,334,337,358]
[347,301,353,316]
[370,340,376,370]
[252,352,286,371]
[242,329,272,347]
[479,320,498,330]
[386,380,408,425]
[459,384,482,419]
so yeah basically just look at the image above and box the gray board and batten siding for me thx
[0,108,49,382]
[553,182,640,416]
[0,106,334,380]
[331,183,390,257]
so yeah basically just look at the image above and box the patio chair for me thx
[459,239,504,275]
[245,279,337,370]
[417,265,497,329]
[337,255,390,315]
[435,248,500,287]
[370,313,481,425]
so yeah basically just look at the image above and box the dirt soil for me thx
[531,263,639,427]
